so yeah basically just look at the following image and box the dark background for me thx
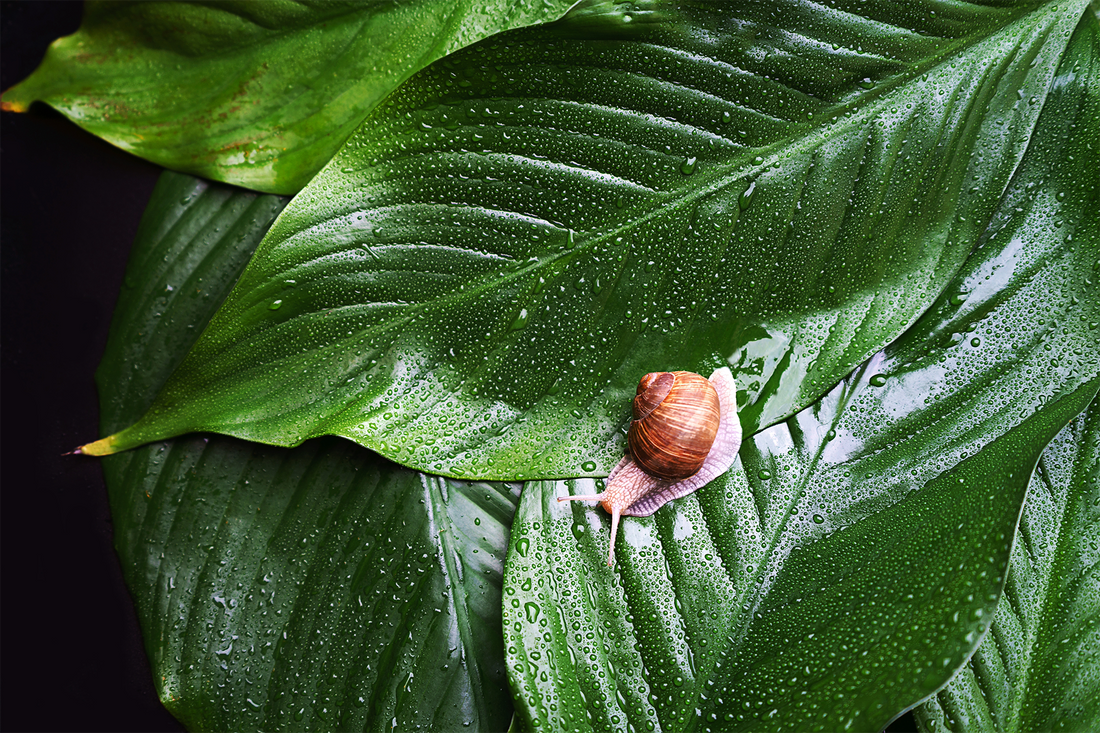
[0,2,917,731]
[2,1,180,730]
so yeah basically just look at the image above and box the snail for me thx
[559,367,741,566]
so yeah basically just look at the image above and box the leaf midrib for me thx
[1011,445,1079,731]
[727,365,868,656]
[426,474,494,726]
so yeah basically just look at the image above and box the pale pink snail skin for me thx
[559,367,741,566]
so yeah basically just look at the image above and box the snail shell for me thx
[628,371,720,480]
[559,367,741,565]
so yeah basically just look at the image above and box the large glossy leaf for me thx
[1,0,574,194]
[914,397,1100,732]
[502,10,1100,729]
[82,0,1092,480]
[98,172,520,731]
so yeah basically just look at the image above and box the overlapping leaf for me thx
[83,0,1089,480]
[915,398,1100,732]
[98,173,520,731]
[502,10,1100,730]
[1,0,574,193]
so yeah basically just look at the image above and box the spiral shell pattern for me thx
[627,370,720,480]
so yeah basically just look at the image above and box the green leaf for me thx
[1,0,574,194]
[914,397,1100,732]
[99,172,519,730]
[501,9,1100,728]
[84,0,1094,480]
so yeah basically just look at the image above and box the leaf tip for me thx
[0,84,31,112]
[1,94,29,113]
[75,435,120,457]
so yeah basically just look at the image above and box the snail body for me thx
[559,367,741,565]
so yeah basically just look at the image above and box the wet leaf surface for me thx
[502,11,1100,728]
[915,397,1100,732]
[2,0,574,193]
[91,0,1092,479]
[99,173,521,731]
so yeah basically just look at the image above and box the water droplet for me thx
[869,374,888,387]
[739,180,757,210]
[582,461,597,472]
[516,537,529,558]
[269,299,283,310]
[858,77,875,89]
[680,156,697,175]
[510,308,529,331]
[813,514,825,524]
